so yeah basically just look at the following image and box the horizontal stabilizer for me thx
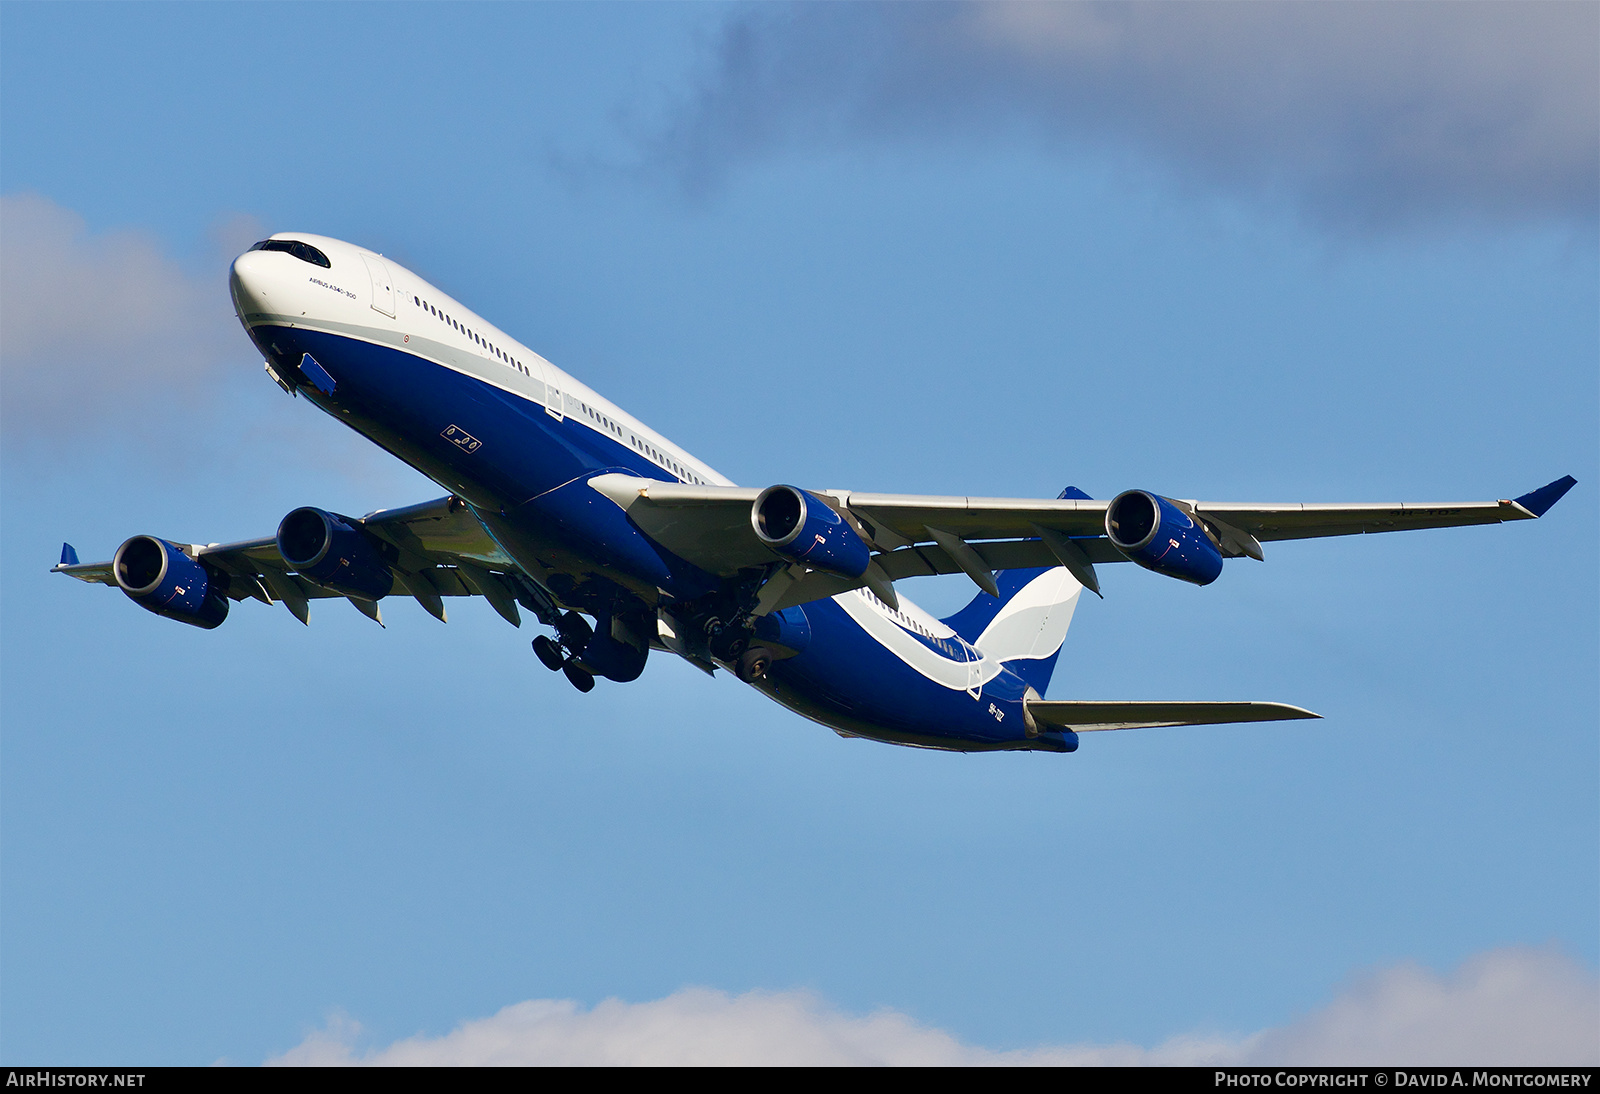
[1026,699,1320,733]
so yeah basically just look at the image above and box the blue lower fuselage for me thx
[248,323,1069,753]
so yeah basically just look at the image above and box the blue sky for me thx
[2,2,1595,1065]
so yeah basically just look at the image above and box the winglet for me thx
[59,543,80,567]
[1513,475,1577,518]
[1057,486,1093,501]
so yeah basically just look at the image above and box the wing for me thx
[587,473,1577,607]
[52,496,542,627]
[1026,700,1320,733]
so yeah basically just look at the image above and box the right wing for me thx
[586,473,1577,608]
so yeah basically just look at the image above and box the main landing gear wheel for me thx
[555,610,592,649]
[706,622,748,664]
[563,663,595,693]
[737,646,773,682]
[534,612,599,692]
[532,634,565,672]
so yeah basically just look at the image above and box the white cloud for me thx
[649,2,1598,231]
[267,947,1599,1066]
[1246,948,1600,1067]
[0,192,240,441]
[0,195,414,494]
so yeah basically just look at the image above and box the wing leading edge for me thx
[52,495,543,627]
[587,473,1577,608]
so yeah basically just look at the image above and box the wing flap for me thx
[841,493,1110,542]
[1195,501,1524,541]
[587,474,1121,579]
[873,537,1125,581]
[586,474,1572,589]
[50,560,117,586]
[1196,478,1576,541]
[362,495,516,568]
[53,496,535,625]
[1027,700,1320,732]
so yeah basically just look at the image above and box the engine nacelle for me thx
[751,485,871,578]
[1105,490,1224,586]
[276,507,395,601]
[752,605,812,656]
[113,535,230,629]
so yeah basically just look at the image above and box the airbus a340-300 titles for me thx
[54,234,1576,753]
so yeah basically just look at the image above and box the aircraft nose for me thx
[229,250,271,317]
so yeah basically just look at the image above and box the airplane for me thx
[52,233,1577,754]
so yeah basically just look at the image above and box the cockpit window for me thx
[249,239,331,268]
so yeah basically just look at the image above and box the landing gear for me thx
[706,619,749,663]
[562,663,595,693]
[736,646,773,682]
[532,634,565,672]
[534,610,602,691]
[555,610,592,650]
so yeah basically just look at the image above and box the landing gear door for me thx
[362,254,395,318]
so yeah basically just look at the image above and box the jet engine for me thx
[113,535,230,629]
[751,485,871,578]
[1104,490,1224,586]
[276,507,395,601]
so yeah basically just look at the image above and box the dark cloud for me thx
[649,1,1599,230]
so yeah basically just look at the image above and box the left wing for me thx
[53,496,539,627]
[588,473,1577,607]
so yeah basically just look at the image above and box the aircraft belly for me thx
[252,325,717,601]
[764,598,1048,751]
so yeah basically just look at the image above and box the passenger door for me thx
[536,359,564,420]
[362,254,395,318]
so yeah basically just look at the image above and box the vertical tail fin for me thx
[940,565,1084,695]
[938,487,1092,695]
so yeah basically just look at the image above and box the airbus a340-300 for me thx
[54,234,1576,753]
